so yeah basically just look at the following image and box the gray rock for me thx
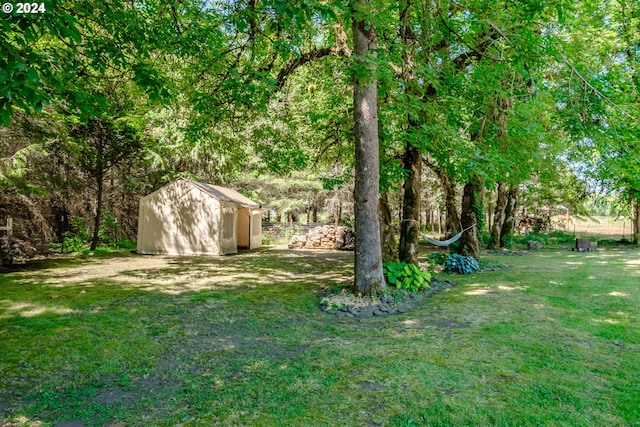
[53,421,86,427]
[373,309,385,316]
[357,308,374,318]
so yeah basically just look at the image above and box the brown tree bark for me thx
[90,170,103,251]
[434,169,460,238]
[392,1,421,264]
[397,0,422,265]
[399,143,421,264]
[633,195,639,245]
[487,182,507,249]
[352,2,385,294]
[456,174,484,258]
[334,201,342,227]
[379,192,398,262]
[500,185,519,247]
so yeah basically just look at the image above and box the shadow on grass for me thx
[0,248,357,425]
[6,247,354,296]
[1,247,355,323]
[1,246,640,426]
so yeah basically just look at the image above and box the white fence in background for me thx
[0,217,13,236]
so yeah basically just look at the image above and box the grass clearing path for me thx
[1,246,639,426]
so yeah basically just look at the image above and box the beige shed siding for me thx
[138,180,223,255]
[250,208,262,249]
[219,202,238,255]
[137,178,260,256]
[237,207,250,248]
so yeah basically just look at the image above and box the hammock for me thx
[425,224,476,247]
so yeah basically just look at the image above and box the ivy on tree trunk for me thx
[456,174,484,259]
[397,0,422,266]
[379,192,398,262]
[434,168,461,239]
[487,181,507,249]
[399,142,421,264]
[500,185,519,247]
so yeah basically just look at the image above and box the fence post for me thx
[0,217,12,236]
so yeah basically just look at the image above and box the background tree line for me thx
[1,0,639,291]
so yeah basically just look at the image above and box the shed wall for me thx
[219,203,238,255]
[137,180,223,255]
[249,208,262,250]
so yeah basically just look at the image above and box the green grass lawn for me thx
[1,245,639,426]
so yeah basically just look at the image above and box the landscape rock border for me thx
[320,277,458,319]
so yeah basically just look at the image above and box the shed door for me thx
[220,205,238,255]
[237,207,250,248]
[250,209,262,249]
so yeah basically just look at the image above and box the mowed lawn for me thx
[1,246,639,426]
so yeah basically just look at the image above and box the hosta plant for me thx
[383,261,431,292]
[444,254,480,274]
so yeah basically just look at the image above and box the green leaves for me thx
[444,254,480,275]
[383,261,431,292]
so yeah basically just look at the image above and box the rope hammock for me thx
[425,224,476,247]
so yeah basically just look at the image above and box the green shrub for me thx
[383,261,431,292]
[62,233,89,253]
[112,240,137,251]
[501,232,515,249]
[513,230,576,247]
[478,259,506,270]
[444,254,480,274]
[427,252,449,266]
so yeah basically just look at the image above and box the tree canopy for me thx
[2,0,640,280]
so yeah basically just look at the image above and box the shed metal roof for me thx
[185,179,260,208]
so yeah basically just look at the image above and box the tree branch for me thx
[563,59,639,122]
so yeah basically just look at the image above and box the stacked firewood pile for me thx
[288,225,354,250]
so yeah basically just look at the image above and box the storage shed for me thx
[137,178,261,256]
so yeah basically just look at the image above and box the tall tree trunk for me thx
[500,185,519,247]
[352,3,385,294]
[633,195,639,245]
[397,0,421,265]
[399,143,421,264]
[90,170,104,251]
[456,174,484,258]
[435,170,460,238]
[334,201,342,227]
[379,192,398,262]
[487,182,507,249]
